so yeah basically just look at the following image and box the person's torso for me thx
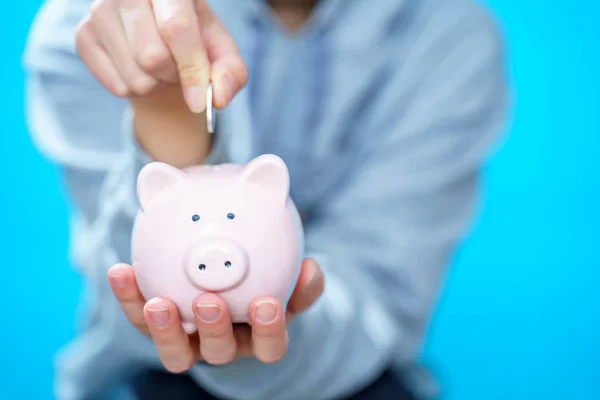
[23,0,466,397]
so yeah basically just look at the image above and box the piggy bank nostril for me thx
[224,261,231,268]
[198,264,207,271]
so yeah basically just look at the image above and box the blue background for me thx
[1,1,598,399]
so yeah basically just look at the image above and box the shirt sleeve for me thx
[25,59,130,223]
[190,9,508,400]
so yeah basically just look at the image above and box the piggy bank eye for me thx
[198,264,206,271]
[224,261,231,268]
[192,214,200,222]
[227,213,235,220]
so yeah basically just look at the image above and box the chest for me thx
[219,58,384,216]
[213,14,401,215]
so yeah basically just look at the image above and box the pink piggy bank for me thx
[131,154,304,333]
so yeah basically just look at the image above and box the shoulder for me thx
[337,1,508,151]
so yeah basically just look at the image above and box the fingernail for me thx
[148,308,171,329]
[185,85,206,113]
[110,273,127,289]
[220,73,237,106]
[196,304,221,323]
[306,267,322,292]
[255,300,278,324]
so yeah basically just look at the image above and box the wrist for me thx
[131,85,212,169]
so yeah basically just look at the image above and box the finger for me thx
[76,19,129,97]
[144,297,196,373]
[107,263,149,334]
[286,258,325,318]
[89,0,157,94]
[152,0,210,113]
[193,293,237,365]
[249,297,288,363]
[200,8,248,109]
[118,0,178,82]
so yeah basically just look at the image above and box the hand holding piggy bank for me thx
[131,154,303,333]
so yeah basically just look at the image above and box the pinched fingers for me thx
[78,0,246,110]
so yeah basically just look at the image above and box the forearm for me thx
[131,85,212,169]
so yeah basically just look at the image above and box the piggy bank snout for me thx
[184,238,249,292]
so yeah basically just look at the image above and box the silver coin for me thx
[206,82,214,134]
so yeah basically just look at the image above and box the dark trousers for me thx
[130,368,416,400]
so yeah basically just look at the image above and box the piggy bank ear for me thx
[241,154,290,203]
[137,162,186,211]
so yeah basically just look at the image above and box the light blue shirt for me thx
[23,0,508,398]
